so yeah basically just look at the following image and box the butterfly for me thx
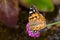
[29,6,46,32]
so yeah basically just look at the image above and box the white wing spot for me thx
[29,11,33,14]
[33,10,35,12]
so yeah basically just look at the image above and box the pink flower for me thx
[26,23,40,38]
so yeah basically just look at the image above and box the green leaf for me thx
[21,0,54,12]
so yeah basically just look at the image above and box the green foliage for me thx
[22,0,54,12]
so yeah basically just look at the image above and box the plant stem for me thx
[46,21,60,27]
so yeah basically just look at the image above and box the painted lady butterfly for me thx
[29,6,46,32]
